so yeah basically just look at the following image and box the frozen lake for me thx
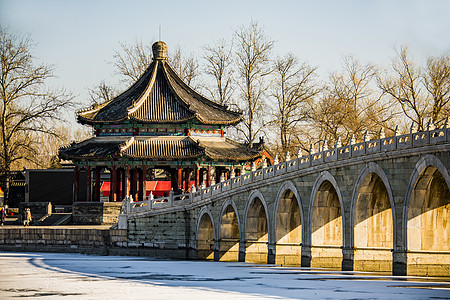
[0,252,449,299]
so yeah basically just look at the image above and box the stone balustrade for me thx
[126,127,450,216]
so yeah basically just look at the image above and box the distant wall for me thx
[25,169,75,205]
[72,202,122,225]
[0,227,127,255]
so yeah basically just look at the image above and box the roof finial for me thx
[152,41,167,61]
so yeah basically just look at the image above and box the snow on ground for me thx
[0,252,449,299]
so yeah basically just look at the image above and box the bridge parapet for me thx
[126,127,450,215]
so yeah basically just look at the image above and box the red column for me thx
[95,166,101,202]
[130,168,137,200]
[110,166,116,202]
[143,166,147,201]
[169,167,179,193]
[195,166,199,187]
[130,168,134,200]
[139,166,146,202]
[178,166,182,190]
[215,167,221,184]
[86,166,92,201]
[199,168,204,187]
[74,166,79,202]
[117,168,123,200]
[207,166,211,187]
[124,166,130,197]
[133,168,138,200]
[184,168,191,192]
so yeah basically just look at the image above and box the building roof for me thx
[77,41,242,126]
[59,136,263,162]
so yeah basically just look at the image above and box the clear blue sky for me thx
[1,0,450,125]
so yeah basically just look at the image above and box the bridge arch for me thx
[217,199,241,261]
[350,162,396,272]
[196,206,216,260]
[244,190,270,263]
[403,154,450,276]
[308,171,345,269]
[273,181,303,265]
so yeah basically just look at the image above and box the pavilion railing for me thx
[127,126,450,215]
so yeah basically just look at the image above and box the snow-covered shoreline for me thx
[0,252,448,299]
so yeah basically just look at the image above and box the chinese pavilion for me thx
[60,41,268,203]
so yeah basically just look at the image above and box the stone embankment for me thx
[0,226,127,255]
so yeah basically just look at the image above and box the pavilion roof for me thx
[77,42,242,126]
[59,136,264,162]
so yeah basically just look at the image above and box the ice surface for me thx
[0,252,449,299]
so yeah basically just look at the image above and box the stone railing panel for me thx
[275,162,287,175]
[337,146,351,159]
[193,191,201,202]
[212,183,221,196]
[287,159,298,172]
[352,142,366,156]
[253,170,263,181]
[222,180,231,192]
[381,137,396,151]
[242,173,252,185]
[397,134,412,149]
[413,132,429,146]
[298,156,311,168]
[430,129,446,144]
[311,153,324,165]
[202,187,211,199]
[131,200,151,213]
[263,166,274,179]
[151,197,171,209]
[231,177,241,188]
[324,149,337,162]
[173,193,191,205]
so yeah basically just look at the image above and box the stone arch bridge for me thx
[121,128,450,276]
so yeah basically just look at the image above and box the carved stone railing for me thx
[127,127,450,215]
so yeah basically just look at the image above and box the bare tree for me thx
[87,80,117,105]
[41,125,92,169]
[424,54,450,127]
[378,47,428,131]
[270,53,319,156]
[312,55,395,146]
[203,39,234,106]
[169,45,201,88]
[0,27,74,205]
[234,21,274,145]
[112,39,153,84]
